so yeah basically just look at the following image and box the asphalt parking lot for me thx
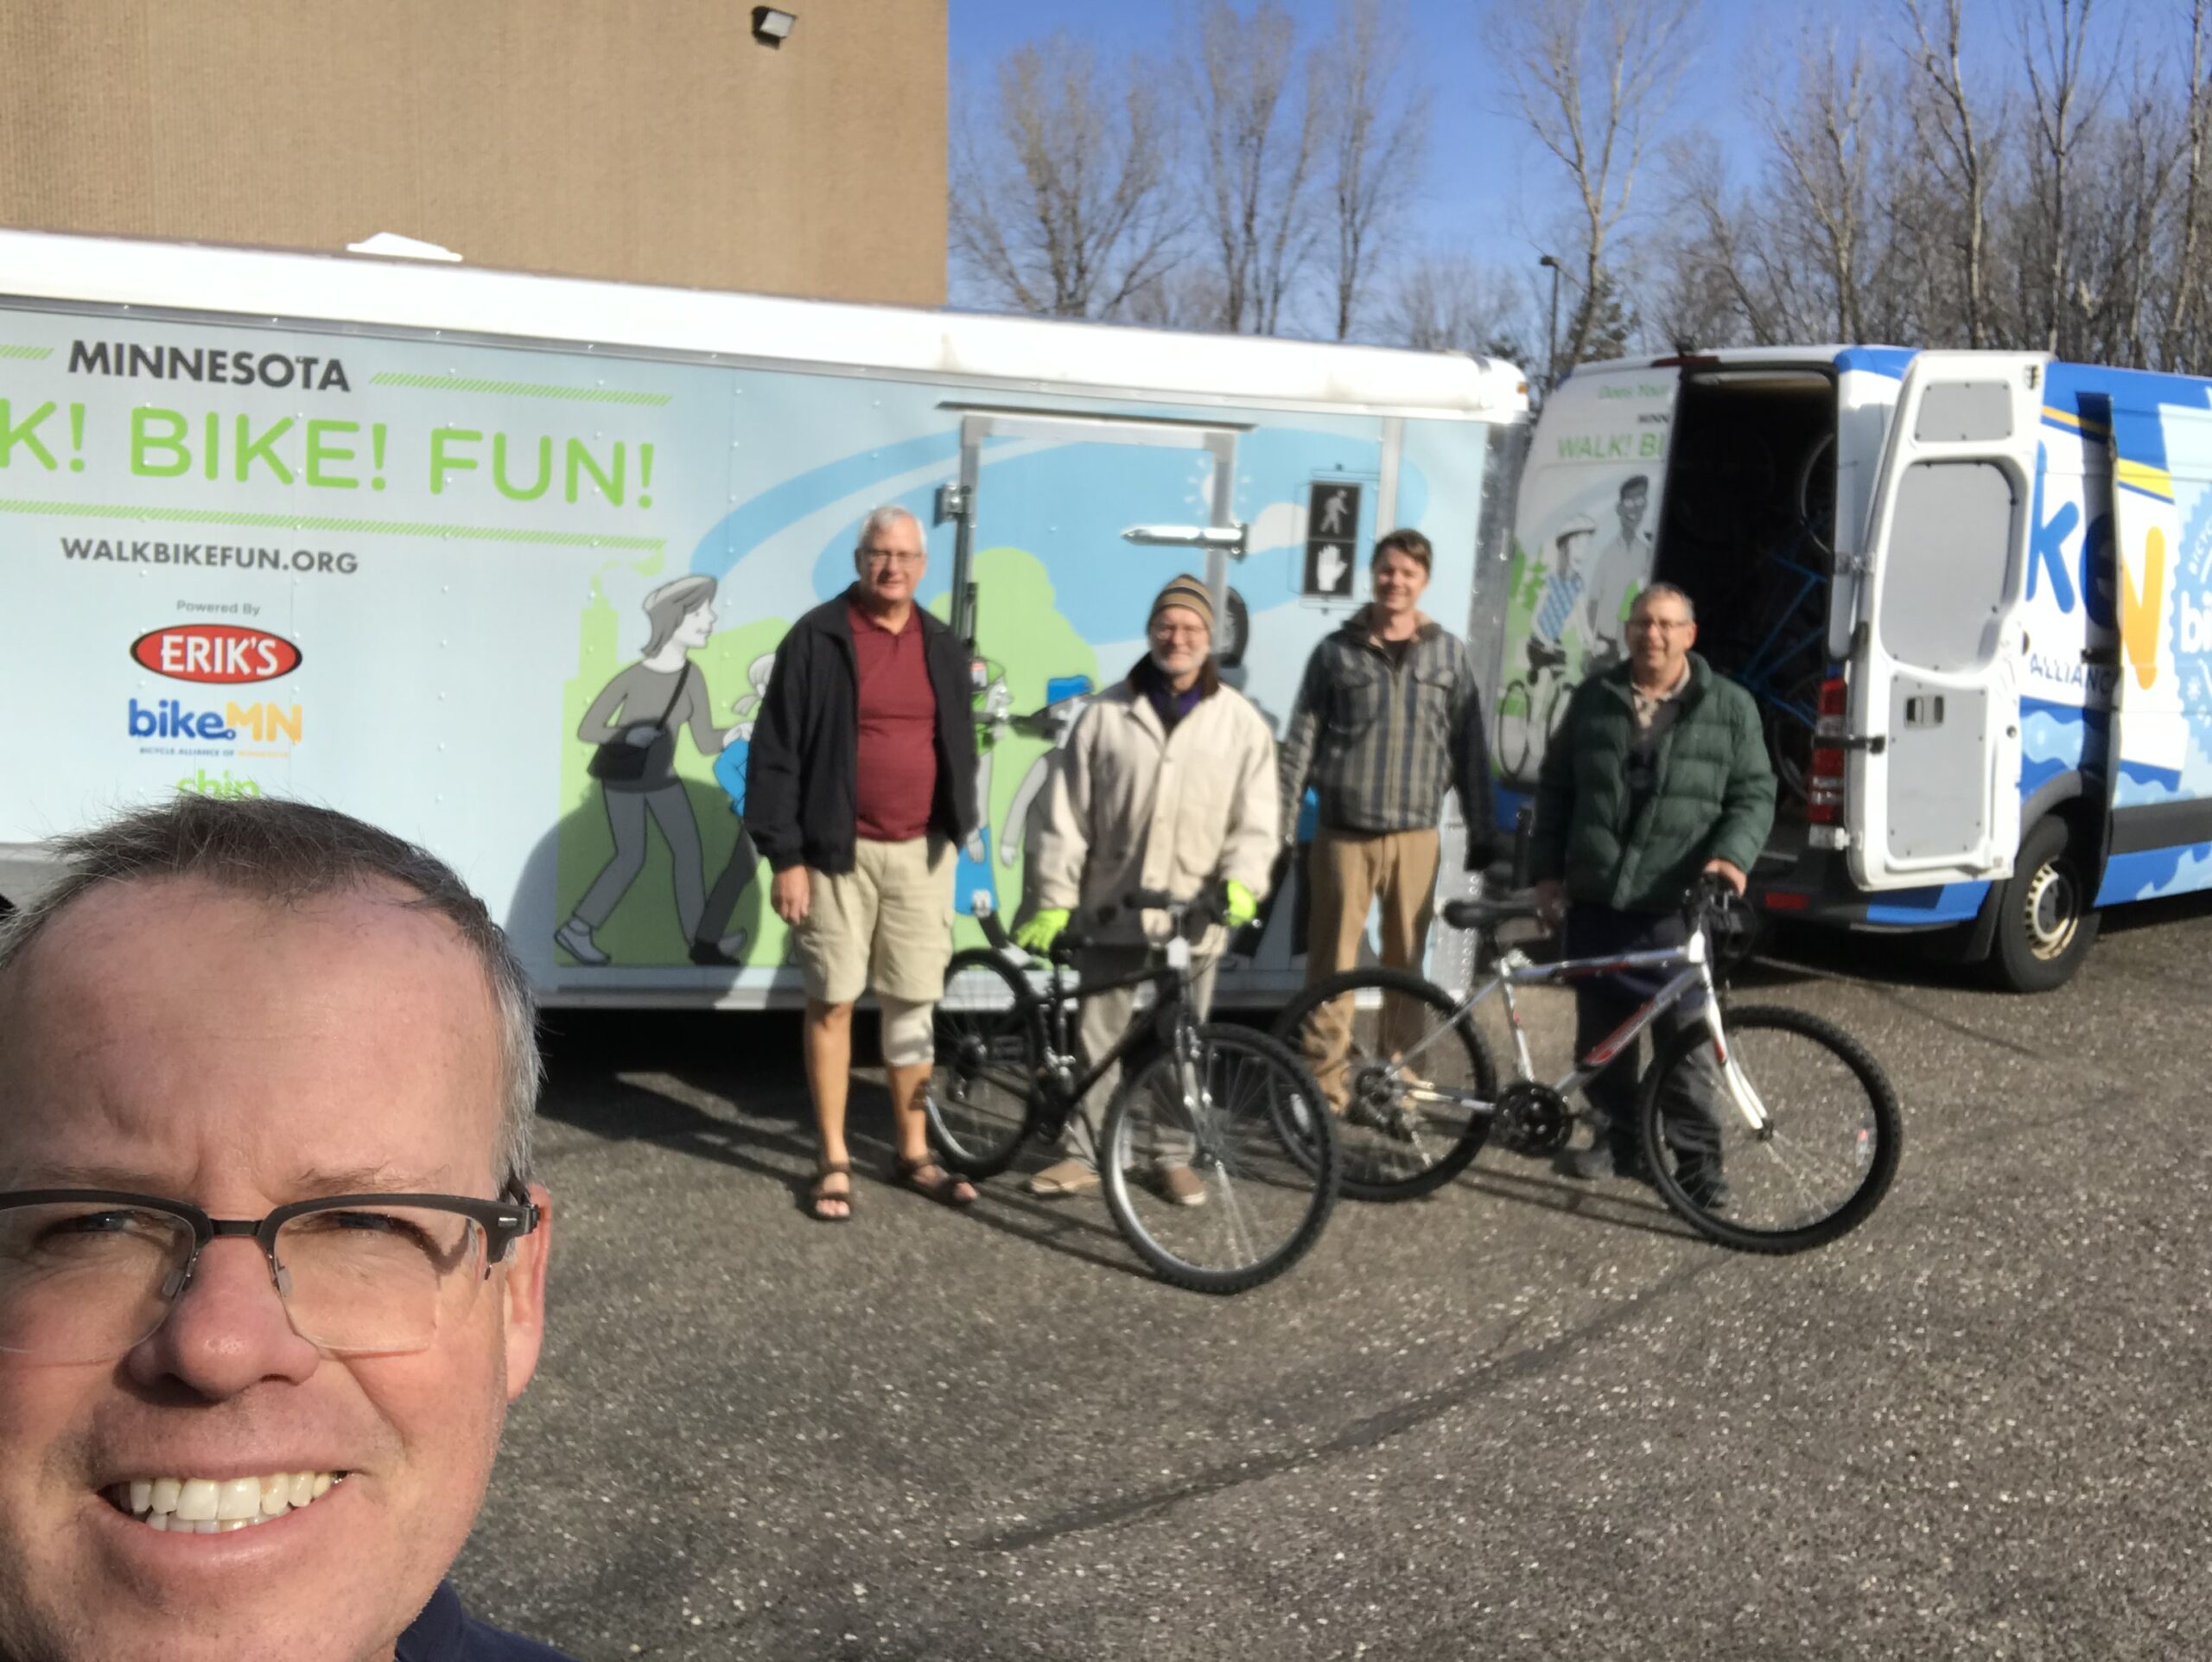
[455,900,2212,1660]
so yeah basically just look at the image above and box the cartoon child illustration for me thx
[998,673,1095,876]
[693,652,779,965]
[957,668,1015,916]
[556,575,737,966]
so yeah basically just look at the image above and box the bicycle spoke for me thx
[1274,965,1497,1201]
[1101,1027,1338,1292]
[1643,1005,1900,1254]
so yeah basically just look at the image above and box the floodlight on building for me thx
[752,8,796,43]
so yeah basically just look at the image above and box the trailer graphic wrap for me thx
[1493,373,1669,784]
[0,300,1498,1002]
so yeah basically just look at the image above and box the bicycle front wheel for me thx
[1101,1025,1338,1294]
[1273,965,1497,1201]
[925,948,1043,1180]
[1639,1004,1901,1253]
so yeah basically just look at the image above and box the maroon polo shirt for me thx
[849,602,939,843]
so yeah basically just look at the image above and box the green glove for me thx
[1223,880,1258,929]
[1014,908,1071,954]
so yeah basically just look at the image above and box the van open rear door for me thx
[1846,351,2046,888]
[2101,398,2190,800]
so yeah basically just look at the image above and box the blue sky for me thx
[950,0,1774,291]
[947,0,2190,324]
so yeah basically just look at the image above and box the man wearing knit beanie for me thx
[1019,574,1279,1203]
[1148,574,1216,634]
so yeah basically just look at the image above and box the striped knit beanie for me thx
[1148,574,1216,634]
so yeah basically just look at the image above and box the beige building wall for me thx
[0,0,946,306]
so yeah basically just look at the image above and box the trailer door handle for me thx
[1903,696,1945,728]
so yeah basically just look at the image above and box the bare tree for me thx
[1382,251,1533,357]
[1900,0,2001,346]
[1487,0,1700,372]
[1753,31,1880,342]
[2167,0,2212,364]
[2018,0,2115,353]
[948,34,1185,320]
[1190,0,1325,334]
[1318,0,1433,341]
[1655,133,1785,347]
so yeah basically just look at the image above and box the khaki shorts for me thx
[794,834,956,1007]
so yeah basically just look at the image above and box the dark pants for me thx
[1566,904,1722,1164]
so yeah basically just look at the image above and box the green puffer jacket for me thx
[1529,653,1777,914]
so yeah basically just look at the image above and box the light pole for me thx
[1538,254,1562,393]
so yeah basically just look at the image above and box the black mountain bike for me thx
[926,889,1339,1294]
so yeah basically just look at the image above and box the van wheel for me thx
[1990,818,2099,993]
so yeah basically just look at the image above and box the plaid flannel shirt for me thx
[1276,608,1497,863]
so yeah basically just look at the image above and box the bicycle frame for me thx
[1022,933,1207,1142]
[1391,927,1777,1136]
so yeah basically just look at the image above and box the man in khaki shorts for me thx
[747,506,982,1221]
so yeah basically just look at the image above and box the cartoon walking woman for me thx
[556,575,735,966]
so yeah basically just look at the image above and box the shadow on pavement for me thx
[537,1008,1154,1277]
[1456,1156,1706,1243]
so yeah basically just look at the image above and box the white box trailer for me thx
[1494,344,2212,990]
[0,230,1529,1006]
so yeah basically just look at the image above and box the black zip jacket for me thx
[745,587,980,874]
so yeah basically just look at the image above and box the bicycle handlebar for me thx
[969,884,1230,968]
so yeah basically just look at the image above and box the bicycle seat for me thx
[1441,895,1544,932]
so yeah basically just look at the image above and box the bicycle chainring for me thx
[1494,1079,1572,1156]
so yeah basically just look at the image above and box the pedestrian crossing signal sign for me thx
[1303,480,1363,599]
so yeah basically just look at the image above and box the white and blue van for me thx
[1493,345,2212,990]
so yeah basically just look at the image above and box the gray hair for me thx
[641,573,717,658]
[0,796,542,1188]
[1634,581,1696,622]
[854,505,923,551]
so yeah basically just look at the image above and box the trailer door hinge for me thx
[935,483,970,524]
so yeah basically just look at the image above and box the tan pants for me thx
[1300,826,1440,1105]
[1060,945,1219,1169]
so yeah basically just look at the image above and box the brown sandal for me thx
[893,1153,976,1209]
[809,1161,855,1223]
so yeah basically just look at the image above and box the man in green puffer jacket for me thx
[1529,583,1776,1188]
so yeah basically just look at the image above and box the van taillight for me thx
[1807,676,1848,825]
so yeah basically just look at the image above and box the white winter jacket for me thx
[1033,675,1280,952]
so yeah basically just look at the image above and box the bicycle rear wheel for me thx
[1638,1004,1901,1253]
[1273,965,1497,1201]
[1101,1025,1338,1294]
[925,948,1043,1180]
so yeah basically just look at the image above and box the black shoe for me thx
[690,940,741,966]
[1558,1141,1612,1181]
[1675,1162,1730,1211]
[1559,1139,1650,1182]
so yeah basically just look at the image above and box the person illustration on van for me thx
[695,650,779,966]
[1581,473,1653,667]
[1527,474,1653,675]
[556,575,738,966]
